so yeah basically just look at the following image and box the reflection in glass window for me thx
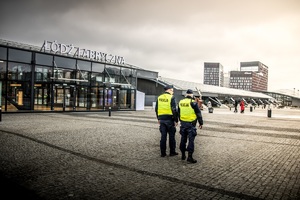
[136,69,157,79]
[64,70,74,80]
[120,68,131,84]
[36,53,53,66]
[92,63,104,73]
[105,65,120,75]
[77,71,89,80]
[35,65,52,81]
[53,68,75,82]
[8,62,32,81]
[77,60,91,71]
[131,76,137,87]
[0,47,7,60]
[91,72,104,86]
[76,71,90,85]
[0,61,6,79]
[8,49,32,63]
[132,69,137,77]
[7,81,32,110]
[104,66,120,83]
[54,56,76,69]
[121,67,132,76]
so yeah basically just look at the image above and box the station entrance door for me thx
[53,84,76,111]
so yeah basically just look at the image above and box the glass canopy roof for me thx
[158,76,272,99]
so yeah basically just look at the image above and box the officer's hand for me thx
[199,125,202,129]
[175,122,178,127]
[158,120,160,125]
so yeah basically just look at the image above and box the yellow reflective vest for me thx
[157,93,173,116]
[179,98,197,122]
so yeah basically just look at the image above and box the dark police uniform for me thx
[178,89,203,163]
[155,85,178,157]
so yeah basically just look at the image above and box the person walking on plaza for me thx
[234,99,238,113]
[240,99,245,113]
[155,85,179,157]
[178,89,203,164]
[207,100,212,108]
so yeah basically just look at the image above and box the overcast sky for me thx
[1,0,299,91]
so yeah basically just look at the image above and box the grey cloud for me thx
[0,0,299,90]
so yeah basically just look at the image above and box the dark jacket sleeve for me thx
[178,104,181,121]
[155,99,158,119]
[191,102,203,125]
[171,96,178,123]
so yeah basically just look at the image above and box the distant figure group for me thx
[233,99,245,113]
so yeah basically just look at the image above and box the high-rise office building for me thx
[230,61,268,91]
[203,62,224,87]
[223,72,230,88]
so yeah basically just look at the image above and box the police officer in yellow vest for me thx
[178,89,203,163]
[155,85,179,157]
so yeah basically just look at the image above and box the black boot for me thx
[181,151,186,160]
[187,152,197,163]
[170,152,178,156]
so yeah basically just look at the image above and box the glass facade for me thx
[0,44,137,112]
[230,73,253,91]
[263,92,293,107]
[239,61,268,92]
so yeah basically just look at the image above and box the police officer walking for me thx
[178,89,203,164]
[155,85,179,157]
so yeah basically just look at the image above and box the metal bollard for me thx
[250,106,253,112]
[267,109,272,118]
[109,107,111,117]
[0,107,1,122]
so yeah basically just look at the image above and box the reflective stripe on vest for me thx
[179,98,197,122]
[157,93,173,116]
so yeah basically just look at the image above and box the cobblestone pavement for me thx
[0,107,299,200]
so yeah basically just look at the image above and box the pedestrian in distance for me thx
[234,99,238,113]
[178,89,204,164]
[207,100,213,113]
[240,100,245,113]
[155,85,179,157]
[207,100,212,108]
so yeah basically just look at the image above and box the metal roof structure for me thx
[157,76,273,99]
[267,89,300,100]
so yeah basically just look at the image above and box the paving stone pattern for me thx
[0,108,299,200]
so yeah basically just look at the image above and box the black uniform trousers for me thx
[159,119,176,155]
[179,122,197,153]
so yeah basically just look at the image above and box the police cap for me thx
[164,85,173,90]
[186,89,193,94]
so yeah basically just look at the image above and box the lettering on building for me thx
[41,40,125,65]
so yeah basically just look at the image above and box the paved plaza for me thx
[0,107,299,200]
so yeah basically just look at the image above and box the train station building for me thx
[1,39,298,113]
[0,39,157,112]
